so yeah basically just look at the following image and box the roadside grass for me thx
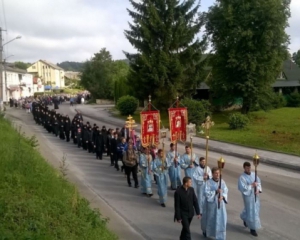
[0,116,117,240]
[208,108,300,156]
[112,107,300,156]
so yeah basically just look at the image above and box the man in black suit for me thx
[174,176,200,240]
[111,132,119,170]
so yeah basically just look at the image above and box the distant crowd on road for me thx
[7,92,91,112]
[29,101,263,240]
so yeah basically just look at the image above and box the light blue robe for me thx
[166,150,181,189]
[205,178,228,240]
[152,157,170,204]
[180,153,199,178]
[238,172,262,230]
[193,166,212,214]
[139,153,153,195]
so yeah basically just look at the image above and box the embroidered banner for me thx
[168,107,188,143]
[140,111,160,147]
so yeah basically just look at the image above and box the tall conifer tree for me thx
[206,0,291,113]
[124,0,207,107]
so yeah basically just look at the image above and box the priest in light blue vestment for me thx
[180,145,199,178]
[152,149,170,207]
[139,147,153,197]
[166,143,181,190]
[238,161,262,237]
[193,157,212,214]
[204,167,228,240]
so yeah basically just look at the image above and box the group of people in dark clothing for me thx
[30,102,143,185]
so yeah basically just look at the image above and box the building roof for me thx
[197,59,300,90]
[280,59,300,82]
[272,80,300,87]
[65,71,81,80]
[4,65,29,74]
[39,60,64,70]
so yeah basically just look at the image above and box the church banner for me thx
[140,111,160,147]
[168,107,188,143]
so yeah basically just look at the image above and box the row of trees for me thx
[80,48,130,101]
[124,0,291,113]
[81,0,292,114]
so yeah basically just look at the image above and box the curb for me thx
[72,107,300,172]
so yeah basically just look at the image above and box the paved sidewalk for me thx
[71,104,300,171]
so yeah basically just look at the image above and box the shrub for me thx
[251,91,287,112]
[117,95,138,116]
[228,113,249,129]
[270,92,287,109]
[181,99,212,126]
[33,92,45,98]
[286,92,300,107]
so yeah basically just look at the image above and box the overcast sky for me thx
[1,0,299,64]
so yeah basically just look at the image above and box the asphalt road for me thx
[6,104,300,240]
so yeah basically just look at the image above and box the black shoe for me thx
[147,194,153,197]
[161,203,166,207]
[243,221,248,228]
[203,231,206,237]
[135,185,139,188]
[250,230,258,237]
[128,184,132,187]
[142,193,147,195]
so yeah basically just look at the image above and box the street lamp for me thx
[1,36,21,49]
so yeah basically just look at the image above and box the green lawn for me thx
[112,107,300,156]
[208,108,300,156]
[0,115,117,240]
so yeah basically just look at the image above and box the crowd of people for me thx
[7,92,90,111]
[29,101,262,240]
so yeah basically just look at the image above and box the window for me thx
[278,71,286,80]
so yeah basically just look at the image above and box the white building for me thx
[32,76,44,93]
[27,60,65,90]
[1,65,34,102]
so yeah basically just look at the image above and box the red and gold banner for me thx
[140,111,160,147]
[168,107,188,143]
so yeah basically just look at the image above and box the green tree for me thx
[112,60,130,102]
[14,61,31,70]
[206,0,291,114]
[292,50,300,67]
[80,48,114,99]
[125,0,207,108]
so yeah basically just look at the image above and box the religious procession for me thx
[30,96,262,240]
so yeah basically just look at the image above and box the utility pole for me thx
[0,27,3,110]
[0,29,21,110]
